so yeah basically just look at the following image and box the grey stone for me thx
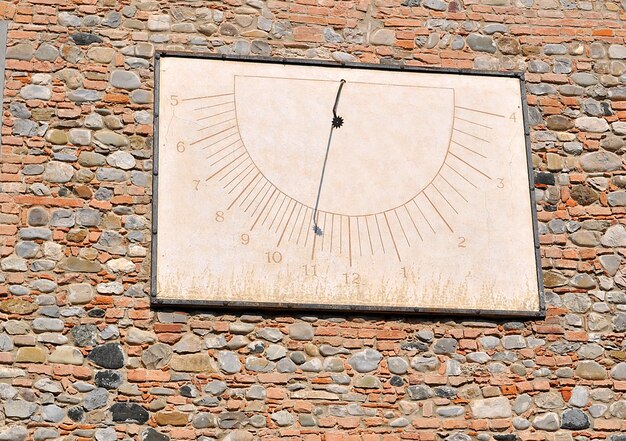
[466,34,496,53]
[88,343,124,368]
[110,402,149,423]
[43,161,74,183]
[0,426,28,441]
[575,360,606,379]
[411,356,439,372]
[544,43,567,55]
[15,241,39,259]
[94,130,129,148]
[7,43,34,60]
[5,400,38,418]
[245,356,274,372]
[77,208,101,227]
[609,44,626,59]
[349,349,382,372]
[96,167,126,182]
[32,317,64,332]
[13,119,38,136]
[110,70,142,90]
[602,224,626,247]
[580,151,622,172]
[576,116,610,132]
[107,151,136,169]
[131,89,153,104]
[41,404,64,422]
[470,397,512,418]
[218,351,242,373]
[423,0,447,10]
[289,322,314,340]
[301,358,323,372]
[276,357,297,373]
[387,357,409,374]
[407,385,433,400]
[611,362,626,380]
[532,412,560,431]
[67,88,103,102]
[370,28,395,45]
[433,337,458,354]
[569,385,589,407]
[561,408,590,429]
[33,428,59,441]
[70,32,103,45]
[34,43,58,61]
[255,328,283,342]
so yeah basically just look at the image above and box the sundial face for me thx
[153,54,543,316]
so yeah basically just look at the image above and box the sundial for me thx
[152,53,543,316]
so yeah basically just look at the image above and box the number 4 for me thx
[509,112,516,122]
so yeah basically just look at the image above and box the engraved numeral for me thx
[458,236,466,248]
[343,272,361,284]
[170,95,179,106]
[303,264,317,276]
[241,233,250,245]
[509,112,516,122]
[193,179,200,190]
[177,141,185,152]
[497,178,504,188]
[265,251,282,263]
[215,211,224,222]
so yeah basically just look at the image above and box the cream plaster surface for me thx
[156,57,540,313]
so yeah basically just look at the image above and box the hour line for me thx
[452,140,486,158]
[268,194,287,230]
[288,204,304,243]
[241,178,266,210]
[201,133,239,150]
[183,92,234,102]
[348,217,353,267]
[249,184,272,216]
[296,207,310,245]
[449,152,492,180]
[250,188,277,231]
[413,200,435,234]
[227,172,260,210]
[374,215,385,254]
[205,152,246,181]
[210,145,244,166]
[277,201,297,247]
[383,212,401,262]
[225,165,255,192]
[274,198,293,234]
[197,109,235,122]
[394,209,411,247]
[432,183,458,214]
[455,105,505,118]
[365,216,374,255]
[443,163,478,189]
[453,128,490,143]
[194,100,234,111]
[356,217,363,257]
[404,205,423,241]
[439,174,468,203]
[206,139,241,158]
[218,157,251,183]
[197,118,236,132]
[423,191,454,233]
[191,125,237,146]
[455,115,492,129]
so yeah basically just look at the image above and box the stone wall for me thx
[1,0,626,440]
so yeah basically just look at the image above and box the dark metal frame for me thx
[151,51,545,319]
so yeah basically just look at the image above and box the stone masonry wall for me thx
[1,0,626,440]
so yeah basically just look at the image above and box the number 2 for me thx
[458,237,466,248]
